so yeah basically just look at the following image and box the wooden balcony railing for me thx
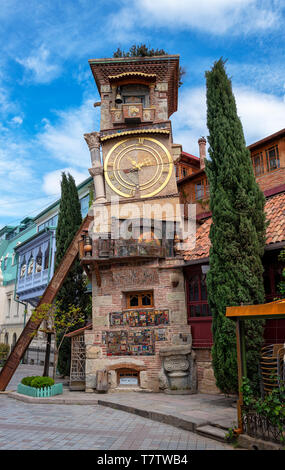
[79,236,174,262]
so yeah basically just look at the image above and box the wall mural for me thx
[102,327,167,356]
[109,309,169,327]
[101,309,169,356]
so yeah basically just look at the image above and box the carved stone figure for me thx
[159,344,197,394]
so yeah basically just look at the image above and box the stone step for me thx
[196,425,228,442]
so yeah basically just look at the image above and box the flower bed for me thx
[17,375,63,397]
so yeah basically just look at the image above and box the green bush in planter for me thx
[21,376,54,388]
[21,376,37,386]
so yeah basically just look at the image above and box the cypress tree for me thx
[205,59,267,394]
[55,172,88,377]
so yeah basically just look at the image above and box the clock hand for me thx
[127,157,139,169]
[137,159,152,170]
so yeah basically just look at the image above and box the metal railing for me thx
[22,347,54,366]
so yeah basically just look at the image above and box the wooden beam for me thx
[93,262,101,287]
[0,215,93,391]
[235,318,247,434]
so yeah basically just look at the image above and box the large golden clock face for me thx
[104,136,173,198]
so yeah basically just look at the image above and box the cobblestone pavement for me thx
[0,365,233,451]
[0,395,232,450]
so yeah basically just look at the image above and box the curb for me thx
[7,391,99,405]
[98,399,210,433]
[237,434,284,451]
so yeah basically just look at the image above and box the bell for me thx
[115,88,123,104]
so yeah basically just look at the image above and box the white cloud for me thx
[172,86,207,155]
[16,45,62,84]
[227,61,285,96]
[235,87,285,144]
[37,97,99,168]
[172,85,285,155]
[10,116,23,125]
[112,0,281,36]
[42,168,89,196]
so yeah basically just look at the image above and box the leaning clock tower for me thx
[81,54,196,394]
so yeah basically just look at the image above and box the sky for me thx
[0,0,284,227]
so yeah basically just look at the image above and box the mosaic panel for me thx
[102,329,154,356]
[109,309,169,327]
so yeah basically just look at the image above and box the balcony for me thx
[15,228,56,305]
[110,105,155,125]
[79,236,174,264]
[17,268,50,304]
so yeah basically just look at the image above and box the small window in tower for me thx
[126,291,153,309]
[129,294,139,307]
[142,293,152,306]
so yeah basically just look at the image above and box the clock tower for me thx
[81,55,196,394]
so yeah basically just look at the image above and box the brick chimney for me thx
[198,137,206,170]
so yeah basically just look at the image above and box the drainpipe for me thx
[47,229,54,283]
[13,258,28,362]
[13,254,27,327]
[43,229,55,378]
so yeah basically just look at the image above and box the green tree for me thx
[55,172,88,377]
[205,59,267,394]
[31,302,85,380]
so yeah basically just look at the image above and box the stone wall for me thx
[195,348,220,394]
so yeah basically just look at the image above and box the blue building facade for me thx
[0,176,92,348]
[15,228,56,306]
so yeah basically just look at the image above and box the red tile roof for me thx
[183,192,285,261]
[65,323,92,338]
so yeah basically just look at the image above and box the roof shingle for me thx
[183,192,285,261]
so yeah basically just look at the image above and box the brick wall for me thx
[85,261,192,392]
[195,348,220,394]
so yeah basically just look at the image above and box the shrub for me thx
[30,376,54,388]
[21,376,54,388]
[241,377,285,443]
[0,343,10,355]
[21,376,37,386]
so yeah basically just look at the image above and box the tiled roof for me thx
[183,218,211,261]
[183,192,285,261]
[265,192,285,245]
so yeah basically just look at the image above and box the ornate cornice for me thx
[84,132,100,150]
[100,128,170,142]
[108,72,156,81]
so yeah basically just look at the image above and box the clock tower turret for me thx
[81,54,196,395]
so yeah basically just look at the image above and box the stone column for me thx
[84,132,106,204]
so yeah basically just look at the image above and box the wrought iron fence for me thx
[242,407,284,444]
[22,347,54,366]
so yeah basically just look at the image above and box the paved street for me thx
[0,395,232,450]
[0,365,232,450]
